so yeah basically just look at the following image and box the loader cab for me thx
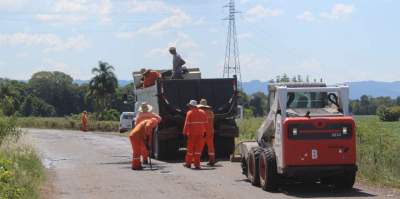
[268,83,350,119]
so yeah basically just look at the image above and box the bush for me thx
[377,105,400,121]
[20,95,56,117]
[0,116,21,145]
[96,109,120,121]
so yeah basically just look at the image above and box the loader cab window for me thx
[286,92,341,115]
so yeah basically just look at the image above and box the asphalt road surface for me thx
[27,129,398,199]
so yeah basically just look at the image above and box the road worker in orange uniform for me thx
[81,111,87,132]
[183,100,208,169]
[134,102,161,164]
[197,99,216,166]
[142,69,161,88]
[129,118,160,170]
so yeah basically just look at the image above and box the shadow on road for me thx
[280,182,376,198]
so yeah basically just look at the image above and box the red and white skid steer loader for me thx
[238,83,357,191]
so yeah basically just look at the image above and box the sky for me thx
[0,0,399,83]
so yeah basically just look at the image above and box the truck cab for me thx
[239,83,357,191]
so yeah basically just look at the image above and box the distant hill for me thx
[346,81,400,99]
[241,80,400,99]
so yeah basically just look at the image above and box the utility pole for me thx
[223,0,242,89]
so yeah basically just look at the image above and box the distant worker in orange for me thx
[197,99,216,166]
[129,118,160,170]
[142,69,161,88]
[135,102,161,164]
[183,100,208,169]
[81,111,88,132]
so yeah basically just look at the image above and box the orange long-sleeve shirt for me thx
[183,108,208,136]
[143,71,161,88]
[135,112,161,126]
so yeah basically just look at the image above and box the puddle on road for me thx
[42,158,68,169]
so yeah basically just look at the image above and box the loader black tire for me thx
[247,148,261,186]
[259,148,279,191]
[333,171,356,190]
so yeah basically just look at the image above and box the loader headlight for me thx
[342,127,348,135]
[293,128,298,136]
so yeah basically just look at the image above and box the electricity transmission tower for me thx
[223,0,242,89]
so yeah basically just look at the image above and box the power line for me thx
[222,0,242,89]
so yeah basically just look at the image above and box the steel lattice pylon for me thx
[223,0,242,89]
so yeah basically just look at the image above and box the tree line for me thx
[0,61,134,120]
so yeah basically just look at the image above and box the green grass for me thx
[1,116,45,199]
[16,117,119,132]
[236,116,400,188]
[355,116,400,188]
[0,144,45,199]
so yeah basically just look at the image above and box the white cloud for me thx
[97,0,112,24]
[116,8,191,39]
[146,32,198,58]
[244,5,282,22]
[0,0,27,10]
[0,33,90,52]
[296,11,316,22]
[321,4,354,20]
[128,0,173,13]
[34,0,113,24]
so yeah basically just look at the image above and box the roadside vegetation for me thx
[16,116,119,132]
[0,116,44,199]
[236,116,400,188]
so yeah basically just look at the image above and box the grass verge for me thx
[16,117,119,132]
[1,117,45,199]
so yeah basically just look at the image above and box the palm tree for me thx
[89,61,118,111]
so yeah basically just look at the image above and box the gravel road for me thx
[27,129,398,199]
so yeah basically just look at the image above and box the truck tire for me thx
[152,130,168,160]
[241,157,248,176]
[247,148,260,186]
[259,148,279,191]
[333,171,356,189]
[215,136,235,159]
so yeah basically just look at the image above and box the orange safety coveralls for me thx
[143,71,161,88]
[81,112,87,131]
[135,112,162,161]
[183,108,208,168]
[199,109,215,164]
[128,119,160,169]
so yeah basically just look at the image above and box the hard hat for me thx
[187,100,198,107]
[197,99,212,109]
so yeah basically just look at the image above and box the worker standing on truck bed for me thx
[81,111,88,132]
[142,69,161,88]
[169,47,186,79]
[129,118,161,170]
[183,100,208,169]
[135,102,161,164]
[197,99,216,166]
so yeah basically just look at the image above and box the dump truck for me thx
[238,83,357,191]
[132,68,239,160]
